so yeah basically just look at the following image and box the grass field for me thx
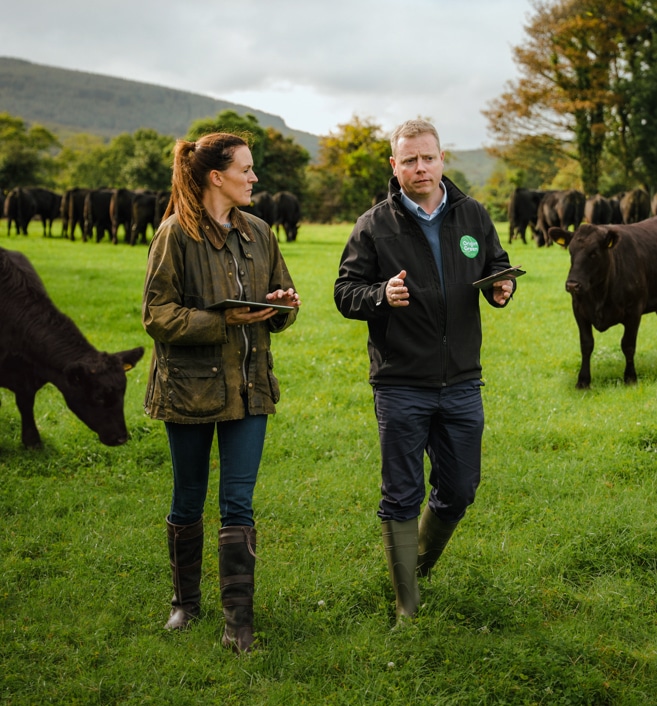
[2,221,657,705]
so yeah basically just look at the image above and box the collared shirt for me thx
[399,182,448,220]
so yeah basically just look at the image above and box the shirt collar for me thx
[400,182,448,220]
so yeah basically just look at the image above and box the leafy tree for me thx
[52,133,107,190]
[306,116,391,223]
[487,135,567,190]
[53,129,174,191]
[117,128,174,190]
[258,127,310,201]
[483,0,657,195]
[477,165,518,223]
[444,166,472,195]
[608,1,657,189]
[0,113,59,191]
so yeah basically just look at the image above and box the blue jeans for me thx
[165,413,268,527]
[373,381,484,523]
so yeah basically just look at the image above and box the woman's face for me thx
[212,145,258,208]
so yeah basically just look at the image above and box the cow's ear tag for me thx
[123,362,134,371]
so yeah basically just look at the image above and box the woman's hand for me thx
[266,288,301,308]
[224,307,279,325]
[224,289,301,325]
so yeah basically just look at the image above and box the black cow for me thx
[507,188,546,244]
[620,188,651,224]
[609,194,624,224]
[4,187,37,236]
[0,247,144,448]
[584,194,612,225]
[27,187,62,237]
[110,189,135,244]
[550,218,657,388]
[130,191,156,245]
[66,188,90,241]
[509,188,548,242]
[241,191,276,228]
[536,189,585,246]
[84,189,113,243]
[273,191,301,242]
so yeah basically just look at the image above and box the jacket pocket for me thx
[167,358,226,416]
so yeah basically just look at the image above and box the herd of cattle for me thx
[508,185,657,391]
[0,186,302,244]
[508,186,655,246]
[2,180,657,449]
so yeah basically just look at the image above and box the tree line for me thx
[0,111,473,228]
[483,0,657,200]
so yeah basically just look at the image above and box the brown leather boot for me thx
[382,519,421,622]
[164,516,203,630]
[416,504,458,578]
[219,525,256,653]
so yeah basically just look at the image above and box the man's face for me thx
[390,133,444,205]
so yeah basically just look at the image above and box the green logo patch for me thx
[460,235,479,258]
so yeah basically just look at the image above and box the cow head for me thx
[550,225,619,295]
[62,346,144,446]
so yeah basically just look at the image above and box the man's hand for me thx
[386,270,409,307]
[492,279,513,305]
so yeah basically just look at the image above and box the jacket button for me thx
[251,347,257,353]
[248,382,253,388]
[212,367,218,373]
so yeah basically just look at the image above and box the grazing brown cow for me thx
[0,247,144,448]
[550,218,657,388]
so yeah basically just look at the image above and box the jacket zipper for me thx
[231,252,250,388]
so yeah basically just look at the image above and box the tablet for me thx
[472,266,526,289]
[207,298,295,313]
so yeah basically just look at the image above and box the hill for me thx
[0,57,320,158]
[447,148,497,188]
[0,57,497,183]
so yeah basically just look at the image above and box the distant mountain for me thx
[0,57,497,183]
[447,149,497,188]
[0,57,320,157]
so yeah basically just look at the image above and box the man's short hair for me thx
[390,119,441,156]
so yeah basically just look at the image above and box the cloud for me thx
[0,0,531,148]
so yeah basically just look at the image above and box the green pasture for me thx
[2,221,657,704]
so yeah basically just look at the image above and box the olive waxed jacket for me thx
[142,211,297,423]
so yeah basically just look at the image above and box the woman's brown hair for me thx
[163,132,249,241]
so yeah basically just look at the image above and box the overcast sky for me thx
[0,0,533,150]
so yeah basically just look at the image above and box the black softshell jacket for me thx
[334,176,513,388]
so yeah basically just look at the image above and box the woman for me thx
[142,132,300,653]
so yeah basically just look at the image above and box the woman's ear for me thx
[209,169,223,187]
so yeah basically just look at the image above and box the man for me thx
[334,119,516,623]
